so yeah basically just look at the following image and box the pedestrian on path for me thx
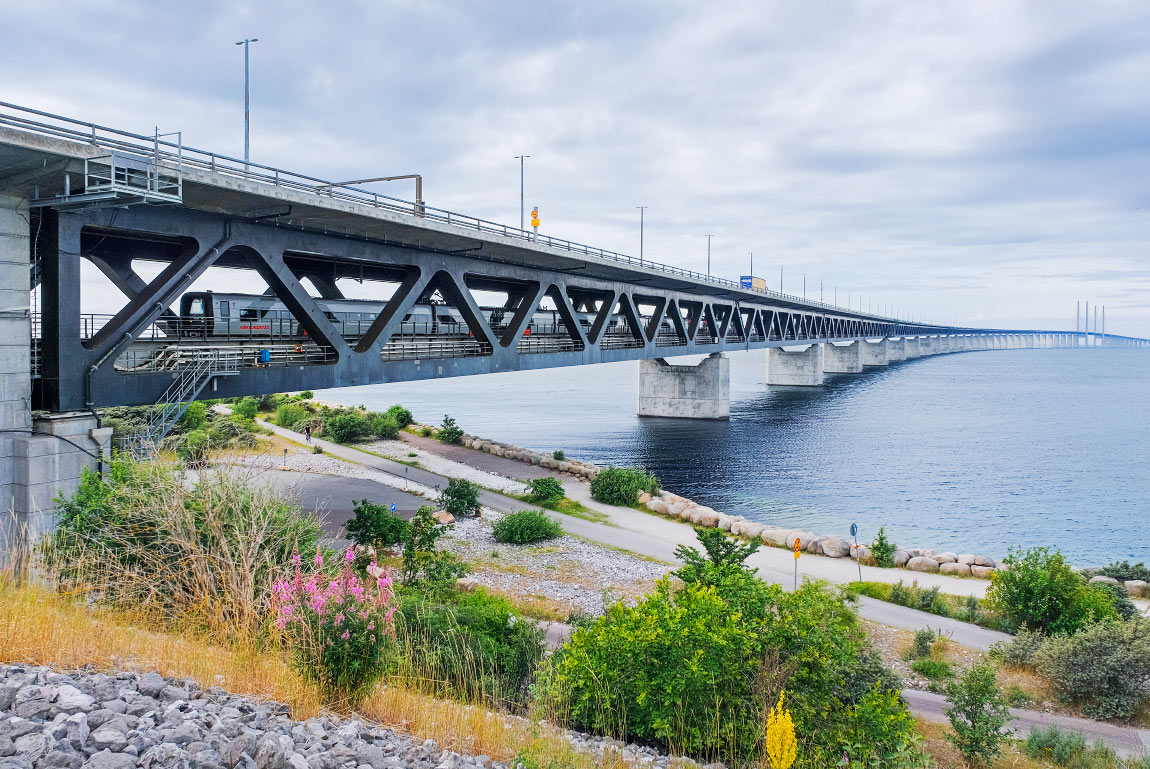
[304,424,312,444]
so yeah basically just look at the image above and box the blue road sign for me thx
[390,503,397,512]
[850,523,858,537]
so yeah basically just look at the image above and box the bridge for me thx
[1,100,1146,562]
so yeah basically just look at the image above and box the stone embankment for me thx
[0,665,705,769]
[420,427,1008,579]
[1088,575,1150,598]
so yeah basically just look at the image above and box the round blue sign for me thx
[390,503,397,512]
[850,523,858,537]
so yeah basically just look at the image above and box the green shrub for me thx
[311,444,323,454]
[177,429,211,466]
[589,467,661,506]
[944,662,1012,768]
[437,414,464,444]
[346,499,410,550]
[298,390,314,400]
[910,658,953,680]
[324,410,371,443]
[909,628,936,660]
[177,401,208,431]
[401,505,467,587]
[552,450,565,461]
[385,404,414,428]
[1099,560,1150,583]
[206,415,258,449]
[419,426,434,437]
[890,579,912,605]
[438,478,481,519]
[389,587,544,709]
[527,477,565,502]
[492,510,562,544]
[43,457,321,639]
[257,393,286,412]
[1091,580,1139,620]
[370,413,400,439]
[1004,685,1032,707]
[870,526,896,568]
[984,546,1118,635]
[990,628,1045,669]
[1034,619,1150,721]
[233,397,259,419]
[276,402,311,430]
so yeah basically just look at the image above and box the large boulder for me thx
[741,522,765,539]
[646,499,668,515]
[905,548,924,558]
[892,550,911,567]
[718,515,734,532]
[1089,575,1120,586]
[970,565,996,579]
[667,501,688,516]
[762,528,790,547]
[934,552,958,564]
[973,555,997,567]
[806,536,827,555]
[956,554,976,566]
[1124,580,1148,597]
[637,491,652,505]
[697,512,720,528]
[852,543,872,561]
[791,531,818,550]
[820,536,851,558]
[939,562,971,577]
[906,557,940,573]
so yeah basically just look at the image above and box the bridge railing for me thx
[1,100,904,323]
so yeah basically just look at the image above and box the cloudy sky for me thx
[4,0,1148,334]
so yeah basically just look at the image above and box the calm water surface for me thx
[317,349,1150,564]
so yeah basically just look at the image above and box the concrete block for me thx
[637,353,730,419]
[861,339,889,366]
[887,338,907,362]
[766,344,824,386]
[823,341,862,373]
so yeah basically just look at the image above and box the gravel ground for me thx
[0,666,718,769]
[444,516,671,617]
[361,440,530,497]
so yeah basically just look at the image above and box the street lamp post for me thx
[637,206,648,263]
[514,155,530,230]
[235,38,259,168]
[803,273,806,300]
[705,234,714,277]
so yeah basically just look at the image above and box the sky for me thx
[3,0,1149,335]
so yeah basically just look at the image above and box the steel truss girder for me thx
[29,205,1035,410]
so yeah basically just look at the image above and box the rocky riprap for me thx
[0,666,714,769]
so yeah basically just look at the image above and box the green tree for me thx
[385,404,414,428]
[178,401,208,431]
[437,414,464,444]
[370,413,400,439]
[324,411,371,443]
[345,499,410,550]
[438,478,481,518]
[401,505,466,586]
[983,547,1117,635]
[944,663,1012,767]
[233,397,259,419]
[527,476,565,502]
[870,526,896,568]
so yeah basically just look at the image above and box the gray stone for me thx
[13,733,49,762]
[157,687,189,704]
[40,750,83,769]
[13,686,55,719]
[972,555,996,567]
[939,562,971,577]
[166,723,204,746]
[892,550,911,567]
[123,699,156,718]
[55,686,96,714]
[224,736,256,769]
[970,565,996,579]
[90,728,128,753]
[83,750,138,769]
[51,713,90,749]
[956,554,976,566]
[136,674,166,699]
[0,738,11,758]
[2,718,41,739]
[0,688,17,712]
[806,536,826,555]
[253,738,284,769]
[906,557,940,573]
[1124,579,1148,597]
[934,552,958,564]
[285,756,308,769]
[820,536,850,558]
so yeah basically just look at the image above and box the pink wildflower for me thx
[315,548,323,568]
[346,547,355,563]
[340,630,350,640]
[335,612,345,625]
[291,551,302,566]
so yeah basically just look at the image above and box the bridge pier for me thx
[861,339,889,366]
[904,337,921,358]
[888,338,908,362]
[766,344,825,386]
[637,353,730,419]
[1,195,110,571]
[823,341,863,373]
[918,337,937,355]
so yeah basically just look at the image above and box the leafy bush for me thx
[438,478,481,518]
[233,397,259,419]
[298,390,314,400]
[870,526,896,568]
[1099,560,1150,583]
[909,628,936,660]
[276,402,311,430]
[589,467,661,506]
[527,477,565,503]
[910,658,953,680]
[984,547,1117,635]
[419,425,434,437]
[944,663,1012,768]
[492,510,562,544]
[44,458,321,639]
[312,444,323,454]
[346,499,410,550]
[1023,725,1129,768]
[385,404,413,428]
[324,410,371,443]
[1091,580,1138,620]
[1034,619,1150,721]
[437,414,464,444]
[990,628,1045,669]
[673,527,761,594]
[552,450,565,461]
[401,505,467,587]
[370,413,400,439]
[273,547,396,706]
[207,414,258,449]
[177,429,211,467]
[916,584,949,616]
[178,401,208,430]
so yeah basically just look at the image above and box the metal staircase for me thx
[122,350,240,457]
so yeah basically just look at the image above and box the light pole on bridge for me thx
[705,234,714,278]
[636,206,647,263]
[514,155,530,231]
[235,38,259,168]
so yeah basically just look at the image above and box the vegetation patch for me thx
[851,580,1006,631]
[589,467,660,506]
[492,510,563,545]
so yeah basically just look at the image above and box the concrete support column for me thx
[919,337,936,355]
[637,353,730,419]
[861,338,889,366]
[904,337,921,358]
[766,344,825,386]
[823,341,863,373]
[887,337,907,362]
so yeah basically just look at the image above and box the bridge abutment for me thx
[766,344,825,386]
[637,353,730,419]
[861,339,889,366]
[823,341,863,373]
[1,194,110,571]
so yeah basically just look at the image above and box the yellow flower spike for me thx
[765,690,796,769]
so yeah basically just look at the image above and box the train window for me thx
[402,314,412,322]
[241,308,259,320]
[187,298,205,316]
[219,301,230,318]
[438,314,456,324]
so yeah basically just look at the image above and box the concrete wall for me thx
[766,344,825,386]
[887,338,907,362]
[823,341,862,373]
[0,196,111,572]
[637,353,730,419]
[861,339,889,366]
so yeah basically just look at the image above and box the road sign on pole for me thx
[390,503,397,513]
[851,523,862,582]
[793,537,801,590]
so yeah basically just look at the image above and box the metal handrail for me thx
[3,99,910,323]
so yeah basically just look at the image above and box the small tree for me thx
[984,547,1117,634]
[944,662,1012,767]
[178,401,208,431]
[871,526,896,568]
[437,414,464,444]
[401,505,466,586]
[233,397,259,419]
[324,411,371,444]
[527,476,564,502]
[345,499,410,550]
[439,477,481,518]
[385,404,414,428]
[370,413,400,439]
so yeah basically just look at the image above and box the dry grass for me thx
[917,719,1052,769]
[0,583,629,769]
[482,587,579,623]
